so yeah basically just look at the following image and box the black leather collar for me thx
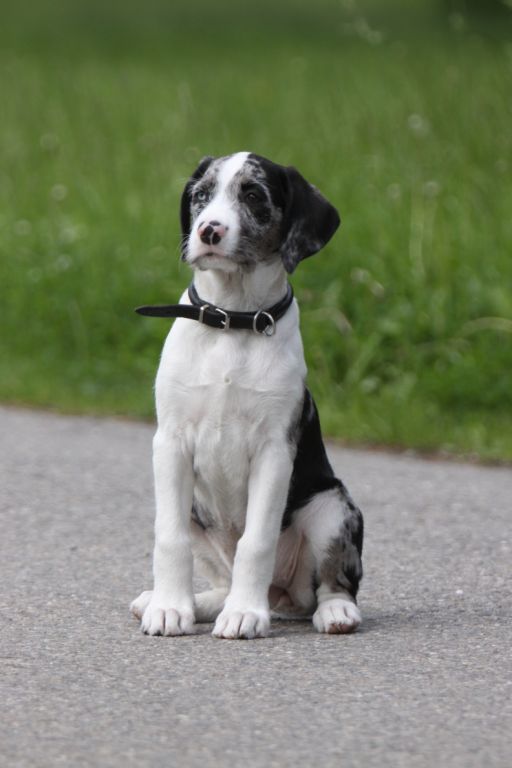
[135,283,294,336]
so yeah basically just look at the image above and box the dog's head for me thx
[180,152,340,274]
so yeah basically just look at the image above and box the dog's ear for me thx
[180,156,214,258]
[279,166,340,274]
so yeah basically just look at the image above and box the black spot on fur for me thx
[322,509,364,601]
[247,155,288,210]
[281,387,364,599]
[282,389,346,528]
[191,501,212,530]
[249,154,340,273]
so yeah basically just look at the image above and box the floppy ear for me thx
[279,166,340,274]
[180,156,214,259]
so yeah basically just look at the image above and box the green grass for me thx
[1,1,512,460]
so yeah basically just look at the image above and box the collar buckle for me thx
[213,306,230,331]
[199,303,230,331]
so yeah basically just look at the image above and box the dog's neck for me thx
[191,261,289,312]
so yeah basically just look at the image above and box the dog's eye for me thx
[194,189,209,204]
[242,186,265,204]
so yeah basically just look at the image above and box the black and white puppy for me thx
[131,152,363,639]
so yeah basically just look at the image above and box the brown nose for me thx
[198,220,227,246]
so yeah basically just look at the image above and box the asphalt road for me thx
[1,405,511,767]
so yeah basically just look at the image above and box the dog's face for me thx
[181,152,340,274]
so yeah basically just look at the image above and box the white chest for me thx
[154,312,306,528]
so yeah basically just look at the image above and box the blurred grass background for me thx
[1,0,511,459]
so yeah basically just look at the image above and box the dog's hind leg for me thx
[296,486,363,634]
[130,587,228,623]
[131,519,233,625]
[194,588,228,622]
[190,519,233,622]
[130,590,152,620]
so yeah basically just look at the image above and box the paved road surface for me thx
[1,406,511,767]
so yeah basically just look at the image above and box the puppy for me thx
[131,152,363,639]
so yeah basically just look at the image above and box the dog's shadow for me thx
[189,618,369,639]
[186,598,487,639]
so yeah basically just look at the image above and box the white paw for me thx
[312,598,361,634]
[130,590,153,620]
[134,593,195,636]
[212,608,270,639]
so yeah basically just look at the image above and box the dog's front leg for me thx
[138,430,195,636]
[213,442,292,639]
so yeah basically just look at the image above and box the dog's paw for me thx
[136,594,195,636]
[130,590,153,620]
[312,598,361,635]
[212,607,270,639]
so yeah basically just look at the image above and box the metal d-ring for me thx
[253,310,276,336]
